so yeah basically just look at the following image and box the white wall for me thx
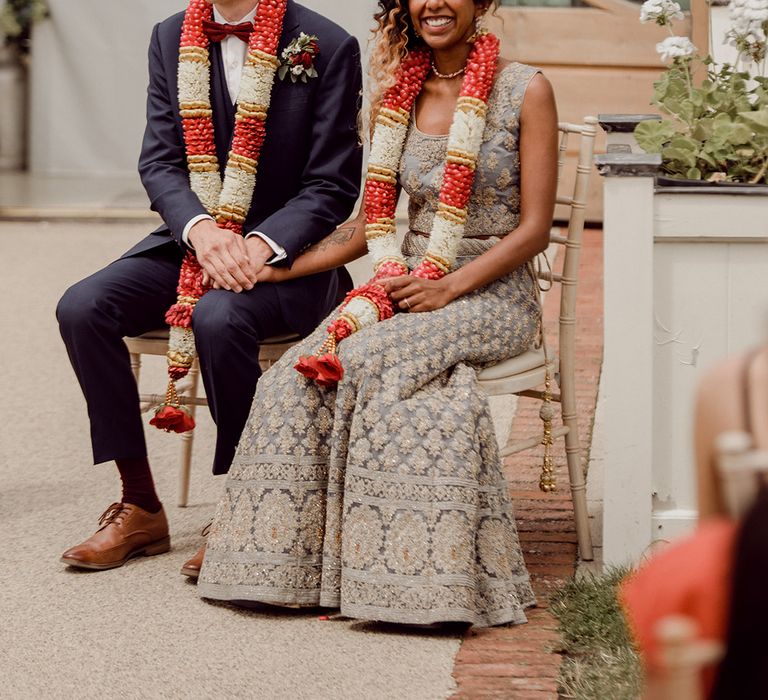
[29,0,376,175]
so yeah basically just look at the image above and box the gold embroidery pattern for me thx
[198,63,544,628]
[401,62,538,238]
[199,258,540,626]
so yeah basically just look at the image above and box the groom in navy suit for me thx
[56,0,362,572]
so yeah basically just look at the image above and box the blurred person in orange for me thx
[621,344,768,698]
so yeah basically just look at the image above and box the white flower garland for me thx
[178,49,281,220]
[365,97,489,273]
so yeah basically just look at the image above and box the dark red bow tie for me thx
[202,19,253,43]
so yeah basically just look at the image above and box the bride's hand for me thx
[379,275,459,313]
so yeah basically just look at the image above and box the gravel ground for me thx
[0,221,462,700]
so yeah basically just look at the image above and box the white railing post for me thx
[596,137,661,565]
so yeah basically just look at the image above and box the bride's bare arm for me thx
[256,208,368,282]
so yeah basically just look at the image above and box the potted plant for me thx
[0,0,48,170]
[633,0,768,185]
[594,0,768,566]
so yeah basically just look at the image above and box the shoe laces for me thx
[98,502,129,528]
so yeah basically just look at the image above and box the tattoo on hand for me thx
[311,226,355,252]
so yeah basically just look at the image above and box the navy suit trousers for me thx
[57,243,293,475]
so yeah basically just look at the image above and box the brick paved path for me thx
[452,228,604,699]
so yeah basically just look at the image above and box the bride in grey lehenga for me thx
[197,0,559,628]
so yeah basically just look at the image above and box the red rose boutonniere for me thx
[278,32,319,83]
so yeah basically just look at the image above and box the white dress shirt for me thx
[182,4,287,263]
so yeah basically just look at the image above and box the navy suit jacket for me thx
[125,1,363,337]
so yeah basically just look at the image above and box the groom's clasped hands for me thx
[188,218,274,293]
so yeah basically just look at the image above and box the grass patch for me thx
[550,566,642,699]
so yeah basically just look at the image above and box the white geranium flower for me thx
[729,0,768,26]
[745,0,768,18]
[640,0,684,25]
[727,0,767,62]
[656,36,698,61]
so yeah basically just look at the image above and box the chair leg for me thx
[562,388,594,561]
[129,352,141,383]
[178,363,200,508]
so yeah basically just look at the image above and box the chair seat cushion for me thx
[138,328,170,341]
[261,333,302,345]
[477,346,547,382]
[131,328,300,345]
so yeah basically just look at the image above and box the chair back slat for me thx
[534,120,598,387]
[557,114,597,304]
[544,117,598,288]
[552,117,598,493]
[556,129,569,186]
[473,115,599,563]
[537,271,563,284]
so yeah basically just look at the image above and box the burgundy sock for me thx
[115,457,162,513]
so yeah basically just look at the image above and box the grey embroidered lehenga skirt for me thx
[198,240,541,627]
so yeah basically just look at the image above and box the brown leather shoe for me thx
[61,502,170,570]
[180,542,207,580]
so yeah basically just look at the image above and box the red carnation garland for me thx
[295,49,433,384]
[296,34,500,387]
[151,0,288,432]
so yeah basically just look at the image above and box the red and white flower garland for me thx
[296,32,500,387]
[151,0,288,433]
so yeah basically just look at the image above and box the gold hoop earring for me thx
[467,14,488,43]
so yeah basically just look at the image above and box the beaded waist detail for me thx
[403,230,500,258]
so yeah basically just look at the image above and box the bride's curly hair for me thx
[367,0,499,128]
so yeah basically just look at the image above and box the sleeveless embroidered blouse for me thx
[399,62,540,240]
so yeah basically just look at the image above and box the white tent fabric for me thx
[29,0,375,175]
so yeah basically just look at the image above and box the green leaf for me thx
[662,146,697,168]
[692,118,714,141]
[738,109,768,134]
[725,121,755,145]
[689,90,703,108]
[708,119,754,148]
[277,65,289,81]
[634,120,677,154]
[669,136,698,152]
[686,167,702,180]
[696,150,718,168]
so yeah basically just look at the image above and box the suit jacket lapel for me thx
[283,0,300,34]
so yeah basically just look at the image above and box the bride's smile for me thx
[411,0,489,73]
[420,14,456,35]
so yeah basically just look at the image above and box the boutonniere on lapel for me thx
[278,32,320,83]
